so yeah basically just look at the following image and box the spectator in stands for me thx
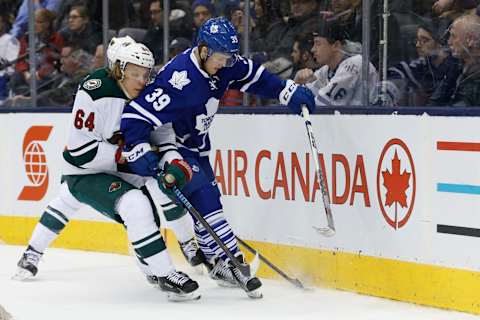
[4,45,90,107]
[386,19,462,106]
[9,8,63,96]
[290,32,317,79]
[59,5,101,54]
[433,0,477,19]
[144,0,193,65]
[267,0,320,61]
[447,14,480,106]
[325,0,404,66]
[9,0,61,39]
[228,5,256,52]
[250,0,284,55]
[294,21,378,106]
[89,0,136,31]
[143,0,164,64]
[93,44,104,69]
[0,13,20,100]
[191,0,215,43]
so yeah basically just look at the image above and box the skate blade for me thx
[12,268,35,281]
[193,265,204,275]
[250,253,260,276]
[215,279,239,288]
[166,291,201,302]
[246,289,263,299]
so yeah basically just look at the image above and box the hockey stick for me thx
[236,237,306,289]
[171,185,259,277]
[301,105,336,237]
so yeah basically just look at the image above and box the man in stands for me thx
[447,14,480,106]
[290,33,317,80]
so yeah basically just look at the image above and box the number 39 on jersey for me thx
[145,88,171,111]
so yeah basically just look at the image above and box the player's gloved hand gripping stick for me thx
[301,104,336,237]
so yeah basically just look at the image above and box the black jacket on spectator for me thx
[428,56,463,106]
[267,12,319,60]
[60,23,102,54]
[331,2,404,67]
[389,54,462,106]
[451,63,480,107]
[144,26,164,64]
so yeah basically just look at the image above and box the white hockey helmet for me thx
[106,35,155,76]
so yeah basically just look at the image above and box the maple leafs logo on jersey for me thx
[168,70,191,90]
[210,24,219,33]
[195,98,219,134]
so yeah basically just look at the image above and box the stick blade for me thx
[313,226,336,237]
[249,252,260,276]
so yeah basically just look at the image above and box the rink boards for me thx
[1,111,480,314]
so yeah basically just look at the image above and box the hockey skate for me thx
[157,270,201,301]
[146,275,158,286]
[13,246,42,281]
[206,258,238,288]
[228,254,263,299]
[179,238,206,267]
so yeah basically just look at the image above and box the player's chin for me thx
[132,89,142,98]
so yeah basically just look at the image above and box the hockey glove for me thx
[158,159,193,200]
[280,80,316,115]
[122,143,160,177]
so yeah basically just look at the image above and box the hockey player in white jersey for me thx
[294,21,378,106]
[13,36,201,301]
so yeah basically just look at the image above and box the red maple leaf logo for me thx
[382,150,411,209]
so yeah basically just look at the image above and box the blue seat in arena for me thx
[117,28,147,42]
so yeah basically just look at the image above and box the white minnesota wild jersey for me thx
[62,68,129,176]
[307,54,378,106]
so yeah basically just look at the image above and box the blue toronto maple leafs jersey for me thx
[121,48,287,156]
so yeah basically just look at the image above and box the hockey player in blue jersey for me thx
[120,17,315,298]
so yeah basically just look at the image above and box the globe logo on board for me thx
[18,126,53,201]
[24,141,48,186]
[376,138,416,230]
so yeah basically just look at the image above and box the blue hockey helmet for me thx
[197,17,239,67]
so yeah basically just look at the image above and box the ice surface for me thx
[0,245,476,320]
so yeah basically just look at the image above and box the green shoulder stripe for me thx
[63,145,99,168]
[79,68,127,101]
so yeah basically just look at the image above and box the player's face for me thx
[121,64,151,98]
[312,36,334,66]
[205,52,235,75]
[416,28,437,58]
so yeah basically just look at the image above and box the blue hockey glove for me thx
[289,86,316,115]
[122,143,160,177]
[280,80,316,115]
[158,159,193,200]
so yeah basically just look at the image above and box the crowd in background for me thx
[0,0,479,107]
